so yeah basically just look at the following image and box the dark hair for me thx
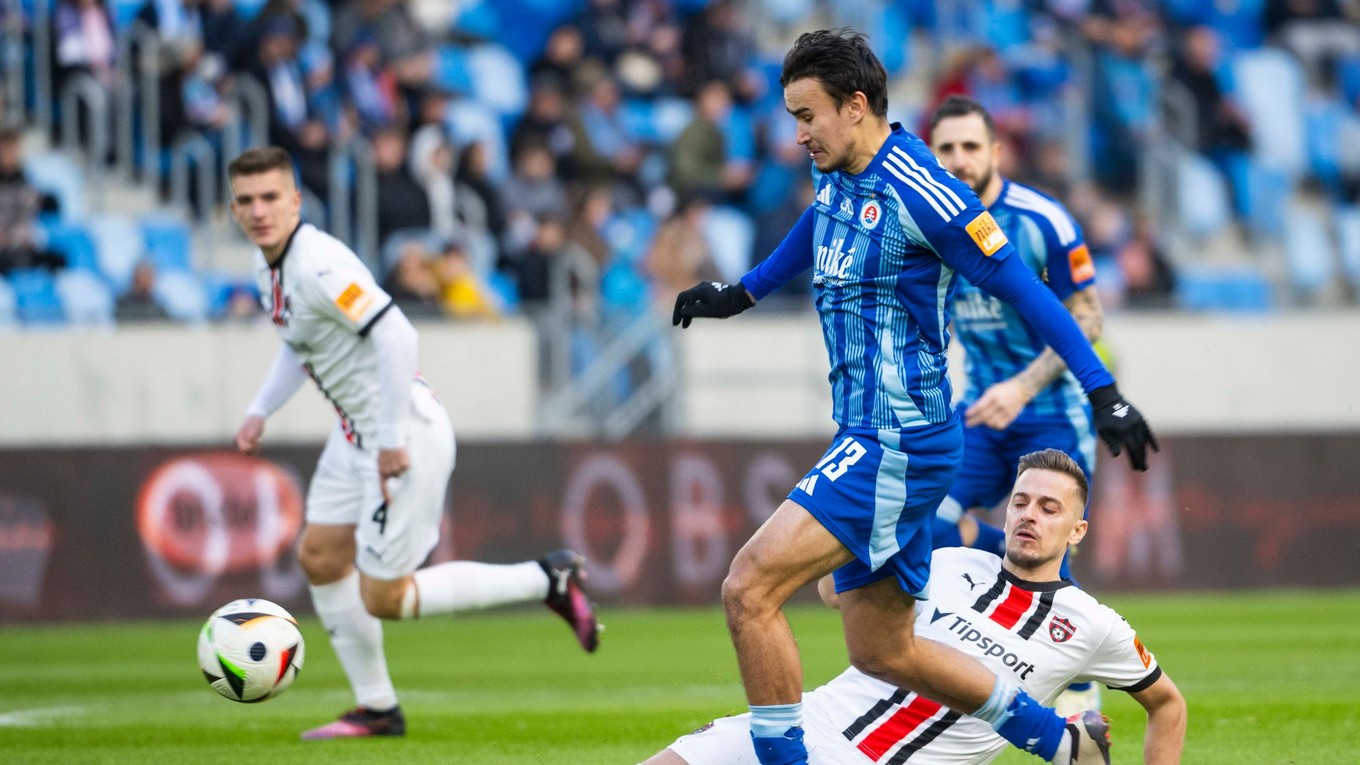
[1016,449,1089,510]
[929,95,997,142]
[228,146,295,181]
[780,29,888,118]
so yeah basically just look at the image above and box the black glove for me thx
[1088,383,1159,472]
[672,281,755,328]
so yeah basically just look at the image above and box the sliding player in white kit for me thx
[644,450,1185,765]
[228,147,600,740]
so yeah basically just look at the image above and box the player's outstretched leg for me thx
[539,549,601,653]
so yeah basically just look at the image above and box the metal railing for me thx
[32,0,51,136]
[327,136,379,271]
[169,130,215,219]
[2,6,25,125]
[57,74,109,204]
[221,75,269,206]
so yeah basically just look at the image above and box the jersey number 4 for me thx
[371,503,388,535]
[816,437,867,481]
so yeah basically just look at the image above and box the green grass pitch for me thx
[3,590,1358,764]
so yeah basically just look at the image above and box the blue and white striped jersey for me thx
[744,125,1020,430]
[953,179,1096,422]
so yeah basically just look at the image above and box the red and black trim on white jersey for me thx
[841,689,963,763]
[302,360,362,448]
[266,224,303,326]
[970,568,1069,640]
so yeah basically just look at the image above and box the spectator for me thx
[516,213,597,314]
[115,262,170,322]
[136,0,207,53]
[331,0,434,99]
[408,123,458,242]
[568,67,643,194]
[435,240,500,319]
[567,184,614,270]
[1117,214,1178,309]
[233,0,307,72]
[0,128,63,275]
[52,0,116,92]
[680,0,757,99]
[668,79,752,203]
[383,239,444,319]
[372,126,432,244]
[511,78,577,180]
[245,16,329,198]
[1171,26,1253,213]
[220,285,263,321]
[503,141,569,225]
[574,0,629,64]
[530,25,587,95]
[454,141,508,253]
[643,193,721,309]
[340,31,403,133]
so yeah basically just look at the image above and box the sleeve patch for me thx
[966,211,1008,256]
[335,282,375,321]
[1133,634,1152,669]
[1068,244,1096,282]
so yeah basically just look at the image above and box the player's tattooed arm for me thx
[1013,285,1105,398]
[966,286,1104,430]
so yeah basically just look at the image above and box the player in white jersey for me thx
[644,450,1186,765]
[227,147,600,740]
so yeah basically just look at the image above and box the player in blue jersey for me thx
[925,95,1103,568]
[671,30,1156,765]
[928,94,1109,716]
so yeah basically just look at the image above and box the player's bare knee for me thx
[848,641,919,687]
[721,558,773,623]
[297,541,350,584]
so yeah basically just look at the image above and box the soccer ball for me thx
[197,598,305,703]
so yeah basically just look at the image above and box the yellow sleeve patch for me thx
[335,282,374,321]
[965,211,1008,256]
[1133,635,1152,668]
[1068,243,1096,283]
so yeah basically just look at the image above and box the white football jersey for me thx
[803,548,1162,764]
[254,223,394,448]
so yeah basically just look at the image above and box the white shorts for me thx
[306,383,455,579]
[667,714,861,765]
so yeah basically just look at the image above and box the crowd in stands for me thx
[3,0,1360,330]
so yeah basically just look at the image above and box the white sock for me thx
[1051,730,1073,764]
[405,561,550,618]
[310,570,398,710]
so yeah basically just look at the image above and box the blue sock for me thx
[749,703,806,765]
[973,682,1065,761]
[1066,681,1094,692]
[932,517,963,548]
[970,520,1005,556]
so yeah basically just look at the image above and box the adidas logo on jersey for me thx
[795,474,819,496]
[817,183,833,207]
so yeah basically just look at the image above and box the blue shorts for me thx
[943,406,1095,520]
[789,419,963,598]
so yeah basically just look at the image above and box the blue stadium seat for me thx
[1233,48,1306,177]
[1177,152,1232,237]
[55,268,115,326]
[152,269,209,322]
[88,213,145,290]
[701,205,757,284]
[487,269,520,314]
[0,275,16,328]
[1284,202,1336,295]
[1175,265,1273,311]
[24,151,85,223]
[468,44,527,117]
[141,216,193,273]
[9,269,67,326]
[434,45,474,95]
[603,208,657,266]
[41,222,99,272]
[1337,204,1360,288]
[107,0,146,32]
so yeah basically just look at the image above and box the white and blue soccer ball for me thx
[197,598,305,703]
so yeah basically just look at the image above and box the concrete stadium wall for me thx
[0,311,1357,444]
[0,320,539,444]
[678,311,1360,436]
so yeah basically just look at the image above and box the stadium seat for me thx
[487,269,520,314]
[603,208,657,266]
[1177,152,1232,237]
[24,151,85,223]
[1175,265,1273,311]
[9,269,67,326]
[141,216,193,274]
[434,45,475,96]
[468,45,527,117]
[107,0,145,32]
[55,268,115,326]
[1337,205,1360,288]
[40,222,99,272]
[0,276,16,328]
[152,269,209,323]
[1233,48,1306,177]
[1284,199,1337,295]
[88,213,145,291]
[702,205,757,284]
